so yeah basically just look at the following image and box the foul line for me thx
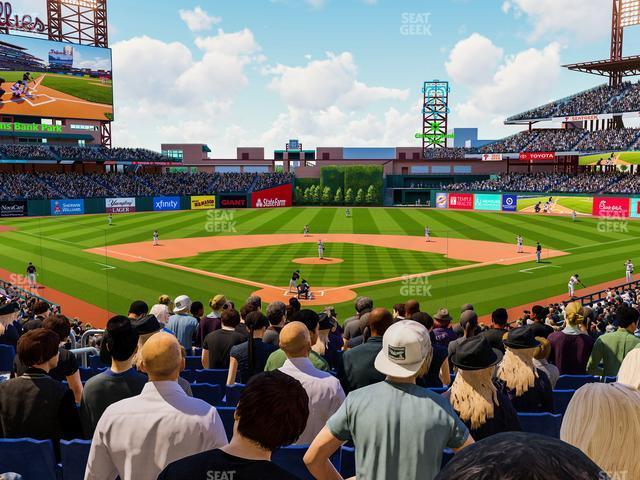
[519,265,562,274]
[94,262,116,271]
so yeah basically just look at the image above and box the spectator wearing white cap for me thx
[304,320,473,480]
[166,295,198,352]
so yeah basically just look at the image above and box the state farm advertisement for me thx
[519,152,556,161]
[448,193,474,210]
[251,184,292,208]
[593,197,630,218]
[106,198,136,213]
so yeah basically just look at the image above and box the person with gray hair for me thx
[343,296,373,343]
[263,301,286,347]
[245,295,262,312]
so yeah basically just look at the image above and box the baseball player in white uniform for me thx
[108,214,113,226]
[425,226,430,242]
[516,235,523,253]
[568,274,583,297]
[625,260,634,283]
[317,239,325,259]
[153,230,159,246]
[304,225,310,237]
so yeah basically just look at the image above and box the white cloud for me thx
[306,0,325,8]
[265,52,408,110]
[503,0,609,42]
[179,6,221,32]
[445,33,504,86]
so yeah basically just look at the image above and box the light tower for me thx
[421,80,450,157]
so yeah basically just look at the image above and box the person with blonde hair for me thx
[497,327,553,413]
[547,301,593,375]
[149,295,172,325]
[533,336,559,388]
[616,347,640,390]
[445,336,520,441]
[199,294,226,343]
[561,382,640,480]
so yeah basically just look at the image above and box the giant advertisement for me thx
[593,197,630,218]
[191,195,216,210]
[0,33,113,121]
[448,193,474,210]
[218,195,248,209]
[0,200,27,217]
[473,194,502,211]
[153,196,181,211]
[106,198,136,213]
[251,184,292,208]
[50,199,84,216]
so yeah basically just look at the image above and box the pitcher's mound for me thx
[292,257,344,265]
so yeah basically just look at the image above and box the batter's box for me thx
[24,94,56,107]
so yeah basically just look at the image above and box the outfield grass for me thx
[0,207,638,322]
[168,243,471,287]
[0,72,43,83]
[41,74,113,105]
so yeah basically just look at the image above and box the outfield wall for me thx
[5,184,293,218]
[431,191,640,218]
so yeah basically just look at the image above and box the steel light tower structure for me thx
[422,80,449,156]
[46,0,111,146]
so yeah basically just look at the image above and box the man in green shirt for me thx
[264,309,329,372]
[304,319,473,480]
[587,306,640,377]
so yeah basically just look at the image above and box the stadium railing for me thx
[572,279,640,307]
[0,279,61,313]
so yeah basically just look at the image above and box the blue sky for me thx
[19,0,640,155]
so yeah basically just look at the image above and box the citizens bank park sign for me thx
[0,2,47,34]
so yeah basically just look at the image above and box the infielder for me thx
[572,210,577,222]
[26,262,37,289]
[289,270,300,293]
[153,230,159,246]
[425,226,430,242]
[535,242,542,263]
[317,239,325,260]
[108,213,113,226]
[516,235,523,253]
[568,274,584,297]
[625,259,634,283]
[304,225,310,237]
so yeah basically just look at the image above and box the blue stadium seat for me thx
[340,446,355,478]
[195,369,228,385]
[0,344,15,372]
[191,347,203,357]
[185,356,202,371]
[555,375,598,390]
[180,369,195,384]
[225,384,245,407]
[78,366,94,382]
[604,376,618,383]
[60,439,92,480]
[429,387,447,395]
[217,406,236,440]
[518,412,563,438]
[0,438,58,479]
[441,449,454,468]
[88,354,107,372]
[553,389,576,415]
[272,446,340,480]
[191,383,224,406]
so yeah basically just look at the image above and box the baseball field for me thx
[0,207,637,327]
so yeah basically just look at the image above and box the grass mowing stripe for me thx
[352,208,380,234]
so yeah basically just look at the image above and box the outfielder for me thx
[535,242,542,263]
[625,259,634,283]
[425,226,430,242]
[26,262,37,289]
[317,239,325,260]
[516,235,523,253]
[108,213,113,226]
[153,230,159,246]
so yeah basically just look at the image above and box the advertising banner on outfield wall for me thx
[502,194,518,212]
[51,199,84,216]
[218,195,248,209]
[481,153,503,161]
[191,196,216,210]
[473,194,502,211]
[251,184,292,208]
[106,198,136,214]
[630,198,640,218]
[448,193,474,210]
[435,192,448,209]
[593,197,630,218]
[0,201,27,217]
[519,152,556,162]
[154,196,181,211]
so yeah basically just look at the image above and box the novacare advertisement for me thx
[473,194,501,211]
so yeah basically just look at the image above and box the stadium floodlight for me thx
[620,0,640,28]
[58,0,99,8]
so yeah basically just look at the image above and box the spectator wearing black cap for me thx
[0,329,81,457]
[226,311,276,385]
[434,432,607,480]
[158,371,308,480]
[14,314,83,403]
[444,336,521,441]
[80,315,147,438]
[0,302,20,348]
[264,309,330,372]
[202,309,246,369]
[312,311,343,370]
[338,307,394,393]
[479,308,510,353]
[411,311,451,388]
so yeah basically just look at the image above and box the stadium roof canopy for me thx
[564,55,640,77]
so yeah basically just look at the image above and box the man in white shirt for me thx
[84,333,228,480]
[568,274,583,298]
[278,321,345,445]
[625,259,634,283]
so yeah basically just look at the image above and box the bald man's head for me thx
[140,333,183,381]
[279,321,311,359]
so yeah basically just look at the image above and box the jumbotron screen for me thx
[0,33,113,121]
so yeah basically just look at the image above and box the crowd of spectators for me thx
[0,172,294,200]
[2,285,640,479]
[0,144,168,163]
[574,128,640,152]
